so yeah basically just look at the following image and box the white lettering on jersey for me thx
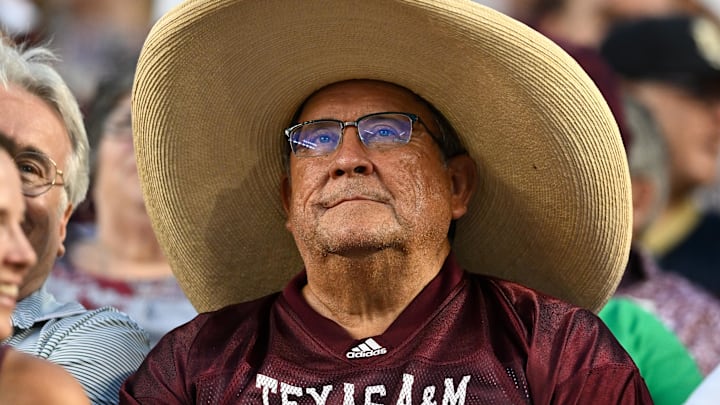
[442,375,471,405]
[397,373,414,405]
[256,374,278,405]
[366,385,386,404]
[421,385,437,405]
[306,385,332,404]
[344,383,355,405]
[254,373,471,404]
[281,382,303,404]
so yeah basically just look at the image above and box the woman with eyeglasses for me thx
[45,60,196,347]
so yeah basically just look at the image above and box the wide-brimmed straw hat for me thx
[133,0,631,313]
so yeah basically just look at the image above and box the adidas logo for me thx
[345,338,388,359]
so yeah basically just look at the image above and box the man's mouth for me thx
[324,196,378,208]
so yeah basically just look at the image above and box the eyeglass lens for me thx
[14,151,60,197]
[288,113,414,157]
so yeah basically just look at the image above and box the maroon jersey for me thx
[120,255,651,404]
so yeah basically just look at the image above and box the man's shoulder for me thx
[33,305,149,350]
[195,292,280,323]
[159,292,281,346]
[464,273,640,387]
[50,305,146,330]
[465,272,587,313]
[463,272,605,341]
[14,288,146,337]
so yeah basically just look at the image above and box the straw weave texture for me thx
[133,0,632,313]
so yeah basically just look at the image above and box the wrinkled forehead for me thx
[295,80,438,126]
[0,151,23,206]
[0,85,72,168]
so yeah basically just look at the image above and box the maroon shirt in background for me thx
[120,254,652,404]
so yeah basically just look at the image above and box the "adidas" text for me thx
[346,348,387,359]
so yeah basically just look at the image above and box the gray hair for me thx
[0,37,89,213]
[624,95,670,232]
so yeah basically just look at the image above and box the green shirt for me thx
[599,298,703,405]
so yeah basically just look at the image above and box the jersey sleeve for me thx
[119,314,205,404]
[493,279,654,404]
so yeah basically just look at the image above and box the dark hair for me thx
[422,99,467,160]
[85,55,138,175]
[71,55,137,222]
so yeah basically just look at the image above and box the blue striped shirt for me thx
[3,285,150,405]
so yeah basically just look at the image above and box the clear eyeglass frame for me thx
[14,150,65,197]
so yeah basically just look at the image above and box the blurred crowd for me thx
[1,0,720,404]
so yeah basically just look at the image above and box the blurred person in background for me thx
[471,0,542,21]
[529,0,709,49]
[607,96,720,377]
[555,38,707,399]
[0,34,149,404]
[0,0,184,111]
[28,0,152,106]
[46,60,196,347]
[0,131,89,405]
[602,15,720,299]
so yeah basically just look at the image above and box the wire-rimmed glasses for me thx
[284,112,436,158]
[14,151,65,197]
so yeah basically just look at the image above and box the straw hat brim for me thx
[133,0,632,313]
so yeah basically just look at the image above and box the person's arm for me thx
[521,302,654,404]
[37,307,150,404]
[553,362,655,404]
[0,348,90,404]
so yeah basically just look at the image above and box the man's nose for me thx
[328,126,374,178]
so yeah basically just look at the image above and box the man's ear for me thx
[447,154,476,219]
[57,203,73,257]
[280,175,291,215]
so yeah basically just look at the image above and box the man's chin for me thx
[319,232,404,257]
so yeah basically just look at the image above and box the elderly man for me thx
[0,37,149,404]
[121,0,651,403]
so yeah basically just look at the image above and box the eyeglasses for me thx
[284,112,436,158]
[103,111,133,142]
[14,151,65,197]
